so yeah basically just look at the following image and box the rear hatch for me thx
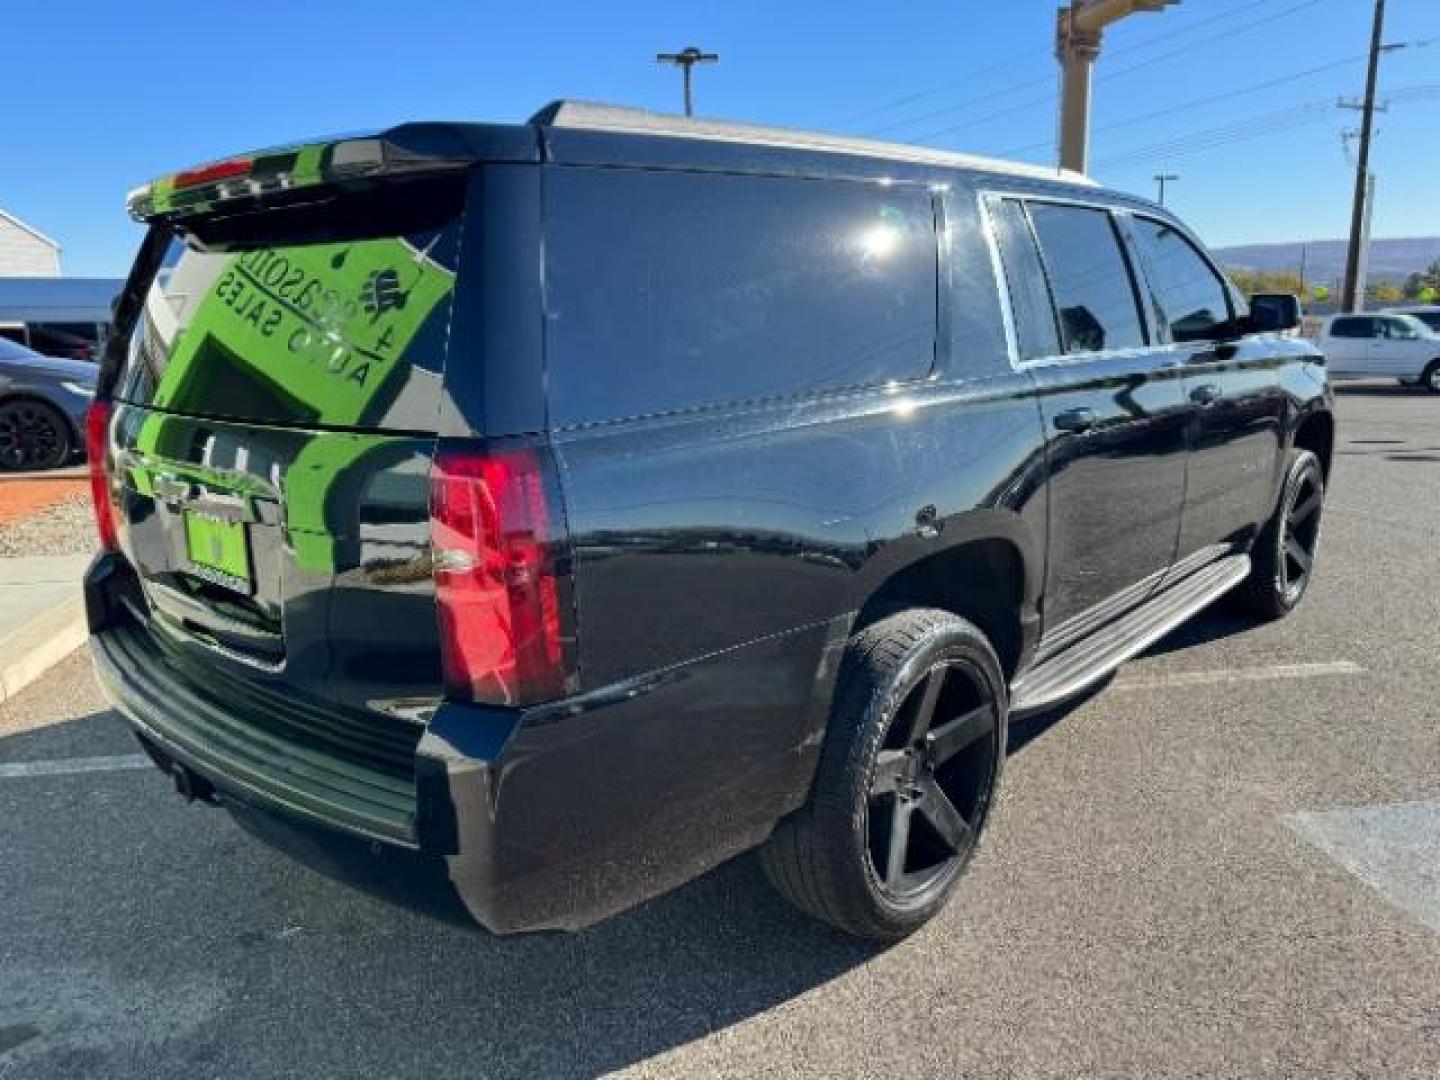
[104,166,469,835]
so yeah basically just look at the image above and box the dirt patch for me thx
[0,474,89,528]
[0,494,96,558]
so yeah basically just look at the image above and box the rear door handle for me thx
[1190,383,1221,405]
[1053,407,1097,433]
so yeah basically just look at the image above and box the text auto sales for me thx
[212,249,401,389]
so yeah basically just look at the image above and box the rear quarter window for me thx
[544,168,938,426]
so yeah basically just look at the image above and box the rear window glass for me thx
[118,177,465,431]
[545,168,937,425]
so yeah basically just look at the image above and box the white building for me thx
[0,208,61,277]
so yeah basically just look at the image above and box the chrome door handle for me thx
[1190,383,1221,405]
[1053,407,1097,433]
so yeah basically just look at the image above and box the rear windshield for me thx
[118,176,466,432]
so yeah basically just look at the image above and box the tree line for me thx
[1226,258,1440,307]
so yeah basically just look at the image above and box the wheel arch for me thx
[1291,404,1335,484]
[850,513,1040,682]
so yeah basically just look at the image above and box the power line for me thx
[1091,83,1440,168]
[995,52,1368,158]
[992,33,1437,160]
[906,0,1326,147]
[857,0,1313,140]
[826,45,1049,130]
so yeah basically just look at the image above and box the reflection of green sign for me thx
[154,238,454,428]
[1313,285,1329,302]
[133,234,456,576]
[1420,286,1438,304]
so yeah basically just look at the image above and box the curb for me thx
[0,595,88,707]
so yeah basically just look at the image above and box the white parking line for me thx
[1110,660,1364,693]
[1285,798,1440,935]
[0,754,152,779]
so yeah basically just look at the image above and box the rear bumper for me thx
[86,553,839,933]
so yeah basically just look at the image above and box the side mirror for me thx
[1248,293,1302,334]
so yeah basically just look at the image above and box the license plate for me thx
[183,511,252,593]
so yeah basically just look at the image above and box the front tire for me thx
[1422,361,1440,394]
[760,608,1007,941]
[1234,448,1324,621]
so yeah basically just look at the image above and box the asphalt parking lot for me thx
[2,383,1438,1079]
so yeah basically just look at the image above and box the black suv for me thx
[86,103,1333,940]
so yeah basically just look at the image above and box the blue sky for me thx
[2,0,1436,277]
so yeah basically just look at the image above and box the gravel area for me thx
[0,495,97,559]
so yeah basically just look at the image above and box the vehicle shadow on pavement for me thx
[1006,603,1254,756]
[1332,384,1426,398]
[1,709,883,1079]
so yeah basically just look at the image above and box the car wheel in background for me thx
[1234,448,1324,621]
[0,399,72,472]
[1422,361,1440,394]
[760,608,1007,941]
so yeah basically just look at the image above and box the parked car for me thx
[86,104,1333,941]
[1380,304,1440,335]
[1319,311,1440,392]
[0,335,96,470]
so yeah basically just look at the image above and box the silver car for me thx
[0,336,97,470]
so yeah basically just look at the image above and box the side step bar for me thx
[1010,554,1251,716]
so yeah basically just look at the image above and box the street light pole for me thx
[656,46,719,117]
[1056,0,1180,173]
[1154,173,1179,206]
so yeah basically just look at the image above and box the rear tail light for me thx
[85,398,119,552]
[172,157,253,190]
[429,441,573,706]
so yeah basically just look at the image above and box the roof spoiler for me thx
[125,129,481,223]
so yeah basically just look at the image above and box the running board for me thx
[1010,554,1251,716]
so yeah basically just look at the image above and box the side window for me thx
[545,168,937,425]
[1130,217,1232,343]
[1330,317,1372,339]
[1026,202,1146,355]
[1382,317,1419,340]
[987,197,1060,360]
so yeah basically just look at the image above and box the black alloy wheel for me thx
[1276,457,1323,605]
[0,399,71,472]
[1234,447,1324,621]
[867,658,997,900]
[759,608,1007,940]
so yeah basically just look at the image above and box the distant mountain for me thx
[1213,237,1440,285]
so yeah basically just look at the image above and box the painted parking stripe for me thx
[1110,660,1363,693]
[1284,799,1440,935]
[0,754,151,779]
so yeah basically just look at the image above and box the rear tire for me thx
[760,608,1007,941]
[0,399,71,472]
[1233,448,1324,621]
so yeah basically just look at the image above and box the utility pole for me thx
[656,46,718,117]
[1154,173,1179,206]
[1341,0,1386,312]
[1056,0,1180,173]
